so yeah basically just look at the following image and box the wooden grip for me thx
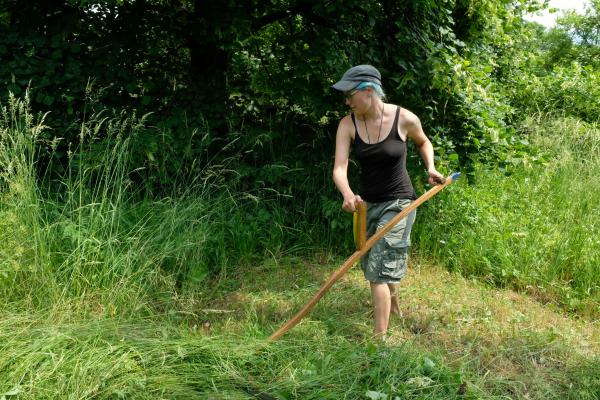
[356,201,367,250]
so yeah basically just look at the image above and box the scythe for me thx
[268,172,460,341]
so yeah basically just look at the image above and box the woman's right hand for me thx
[342,194,363,213]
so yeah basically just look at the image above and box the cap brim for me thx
[331,80,359,92]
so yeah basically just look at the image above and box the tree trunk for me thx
[186,0,234,133]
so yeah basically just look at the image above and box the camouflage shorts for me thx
[361,198,416,284]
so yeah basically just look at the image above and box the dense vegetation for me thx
[1,0,599,398]
[0,1,552,194]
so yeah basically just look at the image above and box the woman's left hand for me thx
[427,169,445,185]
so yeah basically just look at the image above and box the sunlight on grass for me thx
[2,256,593,399]
[1,96,599,399]
[414,115,600,317]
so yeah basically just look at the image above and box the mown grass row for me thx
[0,312,476,399]
[1,260,598,400]
[414,114,600,316]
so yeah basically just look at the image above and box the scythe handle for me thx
[268,172,460,341]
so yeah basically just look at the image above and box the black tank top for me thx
[352,106,416,202]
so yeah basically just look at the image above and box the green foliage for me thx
[553,0,600,68]
[0,97,322,309]
[413,115,600,316]
[508,1,600,122]
[513,63,600,123]
[2,0,599,312]
[0,0,552,193]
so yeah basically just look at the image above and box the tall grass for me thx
[0,95,301,313]
[414,115,600,315]
[0,94,55,305]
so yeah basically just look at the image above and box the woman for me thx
[331,64,444,340]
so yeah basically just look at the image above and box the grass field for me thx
[414,115,600,318]
[1,97,599,398]
[0,257,598,399]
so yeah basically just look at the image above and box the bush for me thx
[512,63,600,124]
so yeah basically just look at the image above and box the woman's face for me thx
[344,88,371,114]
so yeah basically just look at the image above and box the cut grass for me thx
[1,256,598,399]
[194,255,600,399]
[8,255,595,399]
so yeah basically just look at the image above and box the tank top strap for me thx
[392,106,400,133]
[390,106,404,142]
[351,113,358,134]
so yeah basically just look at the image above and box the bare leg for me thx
[388,283,401,316]
[370,282,391,338]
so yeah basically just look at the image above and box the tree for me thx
[0,0,547,185]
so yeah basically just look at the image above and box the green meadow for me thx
[1,95,599,399]
[3,0,600,398]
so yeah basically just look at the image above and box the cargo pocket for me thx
[378,245,409,281]
[377,200,415,249]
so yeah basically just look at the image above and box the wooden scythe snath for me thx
[268,172,461,341]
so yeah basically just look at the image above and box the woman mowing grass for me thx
[331,64,444,340]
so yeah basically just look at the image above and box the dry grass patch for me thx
[392,257,600,357]
[193,254,599,398]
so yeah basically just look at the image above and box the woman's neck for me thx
[357,98,385,121]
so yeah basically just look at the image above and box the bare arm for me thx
[402,109,445,184]
[332,116,363,212]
